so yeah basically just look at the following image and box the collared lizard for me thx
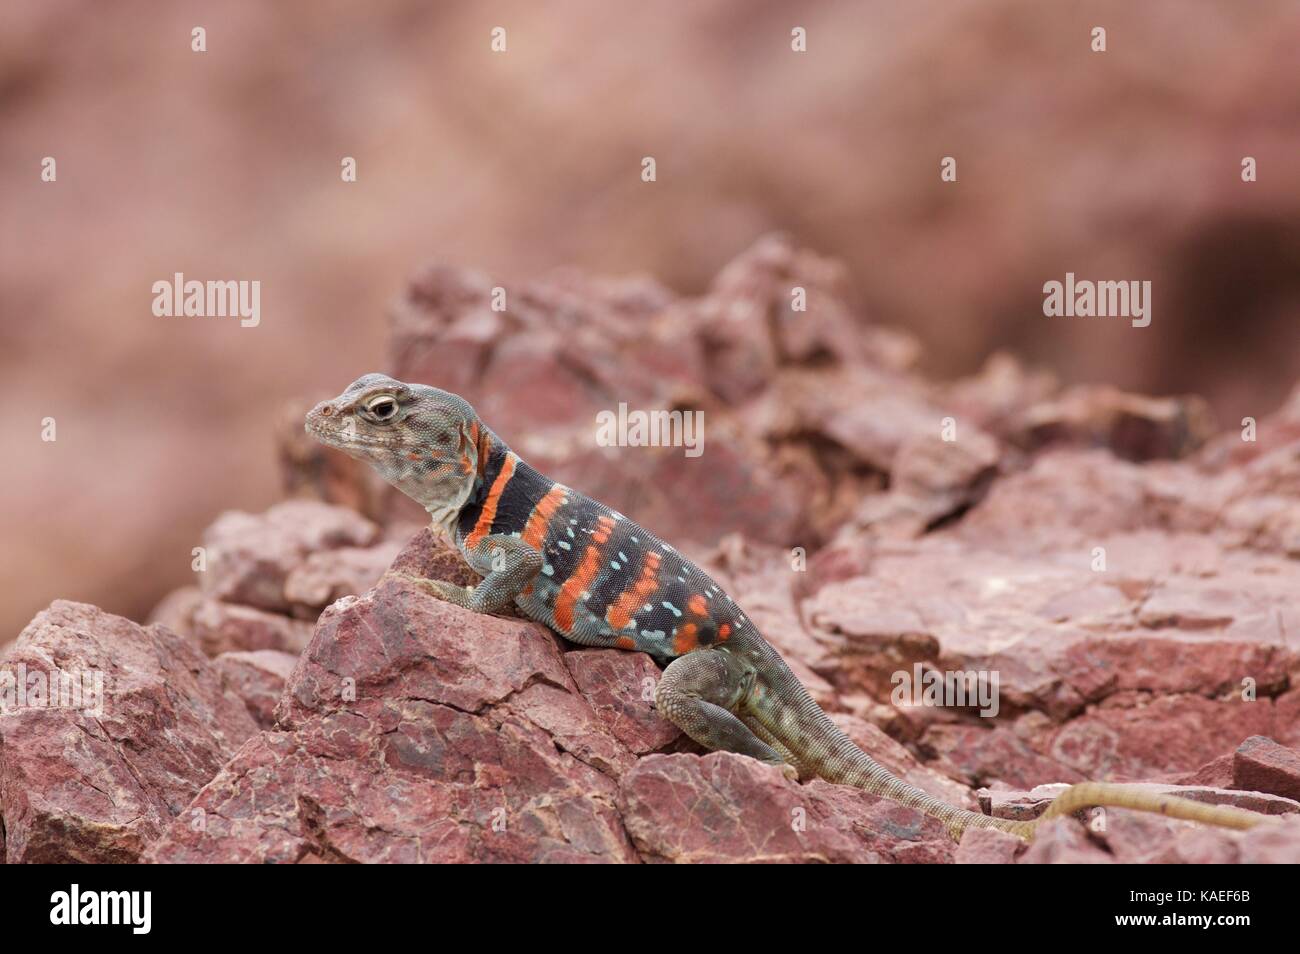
[306,373,1267,842]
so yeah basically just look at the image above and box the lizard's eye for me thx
[366,397,398,421]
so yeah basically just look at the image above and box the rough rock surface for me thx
[147,502,410,657]
[214,650,300,728]
[145,569,645,862]
[0,601,256,862]
[620,753,955,864]
[13,240,1300,863]
[201,500,380,614]
[954,827,1024,865]
[1234,735,1300,802]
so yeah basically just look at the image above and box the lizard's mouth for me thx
[304,413,401,454]
[303,414,345,447]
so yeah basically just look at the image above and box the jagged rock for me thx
[954,826,1023,864]
[145,570,643,863]
[1234,736,1300,802]
[1009,385,1214,461]
[189,599,315,657]
[214,650,299,728]
[0,601,256,863]
[12,237,1300,865]
[619,752,956,864]
[283,541,404,618]
[564,649,681,755]
[1017,819,1113,864]
[201,501,380,613]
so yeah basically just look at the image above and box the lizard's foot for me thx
[758,756,799,782]
[387,572,473,608]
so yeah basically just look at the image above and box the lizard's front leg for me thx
[656,649,798,780]
[398,533,541,615]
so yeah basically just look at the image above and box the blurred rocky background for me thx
[5,1,1300,863]
[2,0,1299,647]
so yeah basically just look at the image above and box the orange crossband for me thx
[605,550,661,630]
[673,623,699,655]
[521,485,567,550]
[555,545,602,633]
[466,453,516,549]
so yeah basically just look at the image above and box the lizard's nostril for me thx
[320,404,334,417]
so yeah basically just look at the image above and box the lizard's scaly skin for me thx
[307,374,1267,842]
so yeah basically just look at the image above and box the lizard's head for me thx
[305,373,484,519]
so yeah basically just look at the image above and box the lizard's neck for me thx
[429,425,509,539]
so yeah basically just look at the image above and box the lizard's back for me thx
[455,440,748,659]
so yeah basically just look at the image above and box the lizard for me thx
[306,372,1269,842]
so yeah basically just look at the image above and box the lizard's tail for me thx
[842,750,1271,842]
[836,749,1269,843]
[1028,781,1264,836]
[746,646,1270,843]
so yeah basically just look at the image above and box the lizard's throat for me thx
[380,461,477,538]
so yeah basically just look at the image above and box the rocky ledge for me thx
[3,237,1299,862]
[2,525,1298,863]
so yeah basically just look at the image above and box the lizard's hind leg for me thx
[656,650,796,778]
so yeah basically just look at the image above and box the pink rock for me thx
[1235,816,1300,862]
[1139,578,1250,630]
[1011,385,1213,461]
[1017,819,1113,864]
[1145,825,1244,864]
[794,534,873,603]
[190,598,314,657]
[1233,736,1300,801]
[1145,816,1300,864]
[1276,689,1300,748]
[694,536,839,703]
[387,526,482,589]
[854,430,1000,538]
[147,578,640,863]
[942,352,1059,437]
[620,752,955,863]
[705,234,865,373]
[954,827,1023,864]
[389,263,510,397]
[923,724,1085,790]
[1171,753,1235,788]
[809,372,949,474]
[1037,694,1274,781]
[283,541,404,618]
[146,704,636,864]
[146,584,204,637]
[215,650,299,728]
[564,649,681,754]
[1093,810,1204,862]
[202,501,380,613]
[802,575,940,699]
[0,601,256,862]
[955,449,1153,551]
